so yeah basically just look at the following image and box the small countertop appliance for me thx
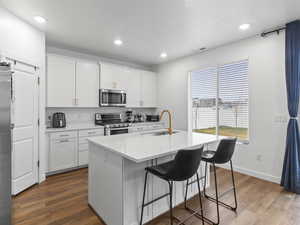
[146,115,160,122]
[52,112,66,128]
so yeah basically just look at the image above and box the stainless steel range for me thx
[95,113,131,136]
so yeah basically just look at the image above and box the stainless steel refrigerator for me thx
[0,63,12,225]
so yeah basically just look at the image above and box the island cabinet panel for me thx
[88,133,214,225]
[123,159,153,225]
[88,143,124,225]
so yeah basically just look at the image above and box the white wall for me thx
[0,6,46,183]
[156,33,287,183]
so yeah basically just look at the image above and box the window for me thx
[191,59,249,140]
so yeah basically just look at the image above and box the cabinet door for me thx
[100,62,124,90]
[76,61,100,107]
[49,138,77,171]
[141,71,157,107]
[124,68,141,107]
[79,151,88,166]
[47,54,76,107]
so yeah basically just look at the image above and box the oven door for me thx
[110,128,129,135]
[99,89,126,107]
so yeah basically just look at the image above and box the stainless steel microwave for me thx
[99,89,126,107]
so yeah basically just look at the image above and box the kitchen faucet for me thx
[159,110,173,135]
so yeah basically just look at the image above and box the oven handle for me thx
[109,127,129,130]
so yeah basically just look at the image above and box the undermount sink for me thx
[142,131,179,136]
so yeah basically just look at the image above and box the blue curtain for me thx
[281,20,300,193]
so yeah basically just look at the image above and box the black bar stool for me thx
[140,146,205,225]
[201,138,238,225]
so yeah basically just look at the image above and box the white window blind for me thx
[191,59,249,140]
[191,67,218,135]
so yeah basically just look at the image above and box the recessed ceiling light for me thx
[160,52,167,58]
[34,16,46,24]
[114,39,123,46]
[239,23,250,31]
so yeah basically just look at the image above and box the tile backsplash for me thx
[46,107,158,128]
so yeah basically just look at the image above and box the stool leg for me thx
[196,173,205,225]
[203,161,208,197]
[213,163,220,225]
[230,160,238,210]
[184,179,189,209]
[169,181,173,225]
[140,171,148,225]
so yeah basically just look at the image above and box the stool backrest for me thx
[166,146,204,181]
[213,138,237,164]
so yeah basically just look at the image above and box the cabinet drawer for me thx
[79,135,102,145]
[79,150,88,166]
[79,143,89,151]
[79,137,88,145]
[79,129,104,137]
[50,131,77,140]
[129,127,145,133]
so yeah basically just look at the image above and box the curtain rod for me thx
[261,27,286,37]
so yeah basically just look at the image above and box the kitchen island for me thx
[88,130,222,225]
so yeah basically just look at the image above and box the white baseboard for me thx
[216,164,281,184]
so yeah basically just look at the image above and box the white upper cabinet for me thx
[47,54,76,107]
[100,62,126,90]
[124,68,141,107]
[76,61,100,107]
[47,54,100,107]
[100,62,158,108]
[141,71,157,107]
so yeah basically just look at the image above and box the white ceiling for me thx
[1,0,300,66]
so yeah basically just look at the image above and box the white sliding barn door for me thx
[11,62,39,195]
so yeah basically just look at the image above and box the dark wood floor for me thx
[12,168,300,225]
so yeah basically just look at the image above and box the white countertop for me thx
[46,123,104,133]
[88,130,224,163]
[46,121,164,133]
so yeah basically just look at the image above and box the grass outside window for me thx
[193,125,248,140]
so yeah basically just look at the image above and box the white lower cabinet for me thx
[48,128,104,173]
[79,151,89,165]
[47,125,162,174]
[49,134,78,171]
[129,123,164,133]
[78,129,104,166]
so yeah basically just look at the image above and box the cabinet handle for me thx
[11,76,16,102]
[59,139,69,143]
[59,134,69,137]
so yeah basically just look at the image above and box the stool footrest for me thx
[204,194,237,211]
[187,176,205,186]
[205,187,234,199]
[143,192,170,207]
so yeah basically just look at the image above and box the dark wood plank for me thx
[12,168,300,225]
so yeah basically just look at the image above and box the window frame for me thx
[188,59,250,144]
